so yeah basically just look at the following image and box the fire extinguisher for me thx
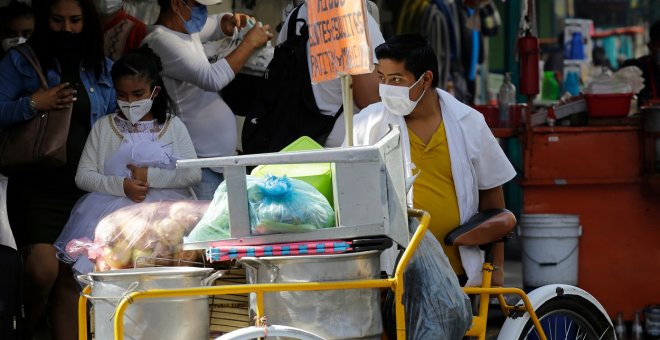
[517,34,540,96]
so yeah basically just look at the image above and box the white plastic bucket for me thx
[518,214,582,287]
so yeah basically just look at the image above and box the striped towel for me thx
[206,240,352,263]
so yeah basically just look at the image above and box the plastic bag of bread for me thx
[65,200,210,271]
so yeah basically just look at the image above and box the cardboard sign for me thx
[307,0,373,83]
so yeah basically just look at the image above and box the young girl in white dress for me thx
[54,46,201,274]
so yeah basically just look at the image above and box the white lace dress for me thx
[55,116,193,271]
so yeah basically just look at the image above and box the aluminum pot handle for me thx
[202,270,227,286]
[240,258,280,283]
[77,274,93,286]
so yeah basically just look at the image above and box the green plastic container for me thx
[250,137,334,207]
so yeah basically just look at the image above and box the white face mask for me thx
[379,76,426,117]
[117,88,157,125]
[93,0,122,16]
[2,37,27,51]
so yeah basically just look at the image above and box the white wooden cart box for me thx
[178,127,409,250]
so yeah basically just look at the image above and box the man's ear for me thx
[423,70,434,89]
[170,0,182,14]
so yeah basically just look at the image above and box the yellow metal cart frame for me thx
[77,209,549,340]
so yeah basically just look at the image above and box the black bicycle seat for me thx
[444,209,516,247]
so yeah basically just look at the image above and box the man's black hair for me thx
[375,33,440,88]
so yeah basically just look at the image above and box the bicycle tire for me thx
[516,296,616,340]
[215,325,325,340]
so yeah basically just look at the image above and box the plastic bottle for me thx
[542,71,560,100]
[564,71,581,96]
[569,31,585,60]
[632,311,644,339]
[497,73,516,127]
[616,312,628,340]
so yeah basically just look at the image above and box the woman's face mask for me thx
[2,37,27,51]
[177,0,208,34]
[379,76,426,117]
[93,0,122,16]
[117,87,158,124]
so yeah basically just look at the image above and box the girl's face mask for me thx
[378,76,426,117]
[117,87,158,124]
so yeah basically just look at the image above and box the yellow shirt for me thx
[409,121,464,275]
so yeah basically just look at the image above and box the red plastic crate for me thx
[585,93,633,117]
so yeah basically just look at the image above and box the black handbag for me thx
[0,44,72,173]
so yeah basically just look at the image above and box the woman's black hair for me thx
[375,34,440,88]
[3,0,34,22]
[111,46,172,124]
[28,0,105,77]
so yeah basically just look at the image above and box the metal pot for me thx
[241,251,383,340]
[79,267,223,340]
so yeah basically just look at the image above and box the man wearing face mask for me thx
[142,0,272,200]
[92,0,147,61]
[0,0,34,59]
[350,34,516,287]
[621,20,660,106]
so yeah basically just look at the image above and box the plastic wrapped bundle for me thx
[186,175,335,242]
[65,200,210,271]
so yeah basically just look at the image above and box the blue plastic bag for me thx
[186,175,335,242]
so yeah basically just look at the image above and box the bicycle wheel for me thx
[215,325,325,340]
[517,296,616,340]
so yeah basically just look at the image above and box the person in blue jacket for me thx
[0,0,115,337]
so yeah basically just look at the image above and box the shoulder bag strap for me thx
[288,3,306,40]
[15,44,49,90]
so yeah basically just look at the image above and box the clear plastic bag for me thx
[186,175,335,242]
[383,218,472,339]
[585,69,635,94]
[185,176,261,242]
[65,200,210,271]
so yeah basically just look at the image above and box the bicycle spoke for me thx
[524,310,602,340]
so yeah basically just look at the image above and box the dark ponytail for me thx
[110,46,172,124]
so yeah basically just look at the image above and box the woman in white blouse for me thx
[142,0,272,199]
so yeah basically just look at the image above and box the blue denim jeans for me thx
[192,168,224,200]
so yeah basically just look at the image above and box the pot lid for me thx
[88,266,213,281]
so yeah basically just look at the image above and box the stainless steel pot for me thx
[79,267,223,340]
[241,250,383,340]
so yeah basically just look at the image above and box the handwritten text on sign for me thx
[307,0,372,83]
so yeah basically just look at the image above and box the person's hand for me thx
[242,22,273,49]
[30,82,77,111]
[127,164,148,182]
[123,178,149,203]
[221,13,251,36]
